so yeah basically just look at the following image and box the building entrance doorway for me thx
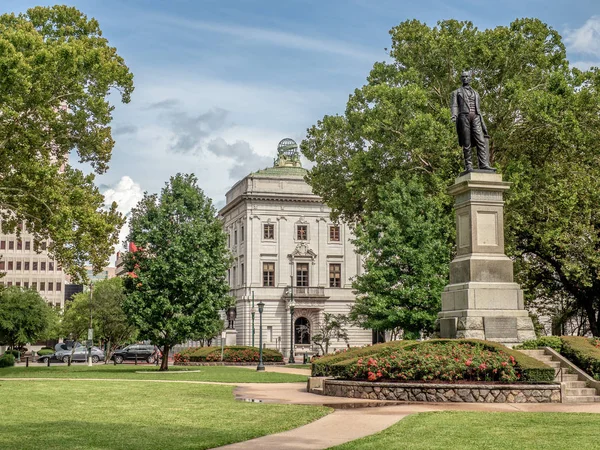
[294,317,311,345]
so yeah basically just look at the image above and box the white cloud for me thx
[565,16,600,57]
[102,176,144,265]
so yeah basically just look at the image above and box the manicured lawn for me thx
[0,364,308,382]
[286,364,311,369]
[0,380,330,450]
[331,411,600,450]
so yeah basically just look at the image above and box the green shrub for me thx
[311,341,415,377]
[313,339,555,383]
[3,350,20,358]
[515,336,563,352]
[174,346,283,363]
[36,349,55,356]
[0,354,15,368]
[560,336,600,380]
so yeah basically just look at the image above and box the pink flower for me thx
[465,359,472,366]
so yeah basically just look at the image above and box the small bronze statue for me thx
[226,307,237,329]
[450,71,496,173]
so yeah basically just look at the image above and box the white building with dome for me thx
[219,139,372,359]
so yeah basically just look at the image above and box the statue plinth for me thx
[438,172,535,345]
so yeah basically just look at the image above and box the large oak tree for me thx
[301,18,600,335]
[0,6,134,282]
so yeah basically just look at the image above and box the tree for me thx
[62,277,136,361]
[191,316,224,347]
[0,287,54,348]
[350,176,452,335]
[0,6,134,282]
[312,313,350,355]
[301,18,600,335]
[123,174,233,370]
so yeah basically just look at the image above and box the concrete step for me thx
[561,374,580,382]
[545,361,562,368]
[519,350,546,357]
[564,396,600,403]
[565,381,588,388]
[566,388,598,396]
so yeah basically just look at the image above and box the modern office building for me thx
[219,139,372,358]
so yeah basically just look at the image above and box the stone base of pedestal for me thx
[438,171,536,346]
[225,329,237,346]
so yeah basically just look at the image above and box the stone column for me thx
[438,172,535,345]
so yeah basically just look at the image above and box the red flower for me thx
[501,361,508,367]
[465,359,472,366]
[479,363,487,370]
[367,371,377,381]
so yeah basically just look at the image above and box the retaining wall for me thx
[323,380,560,403]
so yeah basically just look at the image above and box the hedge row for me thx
[312,339,555,383]
[560,336,600,380]
[174,346,283,363]
[0,354,15,368]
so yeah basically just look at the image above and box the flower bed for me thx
[174,346,283,364]
[312,339,555,383]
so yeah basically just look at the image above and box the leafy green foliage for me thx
[36,349,54,356]
[0,287,55,347]
[62,278,136,361]
[560,336,600,380]
[175,346,283,363]
[0,6,134,282]
[301,18,600,335]
[350,177,452,334]
[0,353,15,367]
[123,174,233,370]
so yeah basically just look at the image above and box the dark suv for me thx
[112,345,160,364]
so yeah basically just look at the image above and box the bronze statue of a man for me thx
[450,71,495,172]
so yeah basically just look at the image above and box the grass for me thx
[330,411,600,450]
[0,364,308,383]
[0,380,330,450]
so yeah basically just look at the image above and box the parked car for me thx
[111,344,160,364]
[37,345,105,364]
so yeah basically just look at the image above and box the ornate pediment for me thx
[289,242,317,260]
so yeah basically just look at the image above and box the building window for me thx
[234,230,237,245]
[16,261,21,270]
[297,225,308,241]
[15,281,20,287]
[41,262,46,271]
[241,226,244,242]
[329,264,342,287]
[8,261,13,270]
[329,225,340,242]
[56,282,61,292]
[241,263,244,285]
[24,281,29,289]
[232,267,237,286]
[49,262,54,271]
[40,282,45,291]
[263,262,275,287]
[263,223,274,240]
[296,263,309,287]
[25,241,31,250]
[17,240,22,250]
[8,241,14,250]
[48,282,53,291]
[24,262,30,270]
[227,234,230,247]
[0,241,5,250]
[32,282,37,290]
[0,261,4,270]
[33,262,38,271]
[7,281,12,287]
[41,242,47,250]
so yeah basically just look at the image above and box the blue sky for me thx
[2,1,599,257]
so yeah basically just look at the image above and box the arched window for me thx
[294,317,311,345]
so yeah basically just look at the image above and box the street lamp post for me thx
[289,286,295,364]
[256,301,265,371]
[251,291,256,347]
[88,283,93,367]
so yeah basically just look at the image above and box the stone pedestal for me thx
[438,172,535,345]
[225,329,237,346]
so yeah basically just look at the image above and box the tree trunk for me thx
[160,344,170,371]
